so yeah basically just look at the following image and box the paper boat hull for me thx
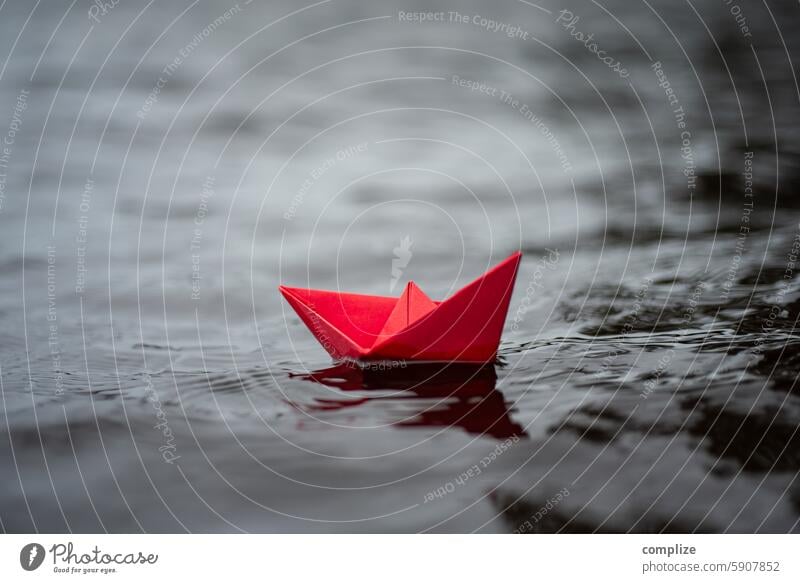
[280,252,521,364]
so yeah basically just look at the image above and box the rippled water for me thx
[1,0,800,532]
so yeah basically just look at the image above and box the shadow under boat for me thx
[288,362,525,439]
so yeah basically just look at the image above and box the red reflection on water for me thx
[289,362,525,439]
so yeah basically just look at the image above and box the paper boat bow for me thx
[280,251,521,364]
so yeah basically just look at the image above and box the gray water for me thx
[1,0,800,532]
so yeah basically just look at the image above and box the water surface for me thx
[1,0,799,532]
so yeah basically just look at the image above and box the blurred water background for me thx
[1,0,800,532]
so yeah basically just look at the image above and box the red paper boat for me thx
[279,251,522,364]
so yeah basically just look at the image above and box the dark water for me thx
[1,0,800,532]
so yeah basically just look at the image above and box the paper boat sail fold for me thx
[280,251,522,364]
[377,281,437,339]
